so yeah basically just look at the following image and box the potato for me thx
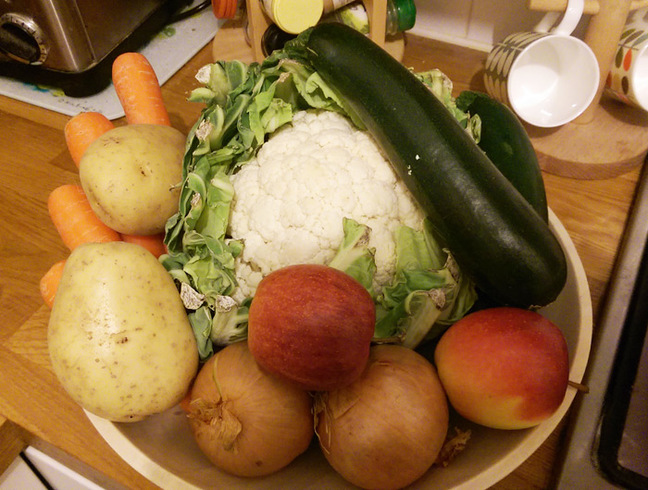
[47,241,198,422]
[79,124,185,235]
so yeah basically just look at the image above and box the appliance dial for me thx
[0,13,48,64]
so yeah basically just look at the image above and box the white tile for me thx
[23,447,105,490]
[0,456,48,490]
[410,0,592,51]
[413,0,473,39]
[468,0,545,45]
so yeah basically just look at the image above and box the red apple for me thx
[247,264,375,392]
[434,307,569,429]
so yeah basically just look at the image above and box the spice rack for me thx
[245,0,389,62]
[523,0,648,179]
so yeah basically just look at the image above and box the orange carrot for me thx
[179,391,193,414]
[112,52,171,126]
[40,260,66,308]
[64,112,115,167]
[48,184,121,251]
[121,233,167,258]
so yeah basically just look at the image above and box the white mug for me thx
[605,8,648,111]
[484,0,599,128]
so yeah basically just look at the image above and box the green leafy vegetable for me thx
[414,69,481,139]
[327,218,377,293]
[161,31,479,359]
[374,221,477,346]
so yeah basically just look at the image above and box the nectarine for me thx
[247,264,375,391]
[434,307,569,429]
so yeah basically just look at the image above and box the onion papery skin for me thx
[186,341,314,477]
[315,344,449,489]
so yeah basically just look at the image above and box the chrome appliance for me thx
[0,0,190,96]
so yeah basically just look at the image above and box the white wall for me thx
[409,0,591,52]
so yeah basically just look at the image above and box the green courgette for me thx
[456,90,549,222]
[302,23,566,308]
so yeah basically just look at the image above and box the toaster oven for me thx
[0,0,190,96]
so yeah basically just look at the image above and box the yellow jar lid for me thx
[271,0,324,34]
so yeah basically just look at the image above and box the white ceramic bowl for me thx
[86,208,592,489]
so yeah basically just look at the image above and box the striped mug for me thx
[605,8,648,111]
[484,0,599,128]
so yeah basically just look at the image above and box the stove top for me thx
[554,163,648,489]
[596,225,648,487]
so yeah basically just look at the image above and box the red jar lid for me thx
[212,0,238,18]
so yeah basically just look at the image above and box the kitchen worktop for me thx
[0,21,644,489]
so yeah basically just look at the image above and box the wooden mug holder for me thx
[524,0,648,179]
[245,0,392,62]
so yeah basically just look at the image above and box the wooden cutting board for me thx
[525,97,648,180]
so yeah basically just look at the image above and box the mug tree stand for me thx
[524,0,648,179]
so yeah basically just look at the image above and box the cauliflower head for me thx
[229,110,425,299]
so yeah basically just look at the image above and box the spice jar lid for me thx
[271,0,324,34]
[393,0,416,32]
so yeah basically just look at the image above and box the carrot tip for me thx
[112,53,170,127]
[40,259,67,308]
[64,112,114,167]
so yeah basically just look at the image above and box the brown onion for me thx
[315,344,449,489]
[186,341,314,477]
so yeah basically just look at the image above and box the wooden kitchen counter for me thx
[0,21,643,489]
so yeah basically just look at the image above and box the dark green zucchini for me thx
[456,90,549,223]
[303,23,566,308]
